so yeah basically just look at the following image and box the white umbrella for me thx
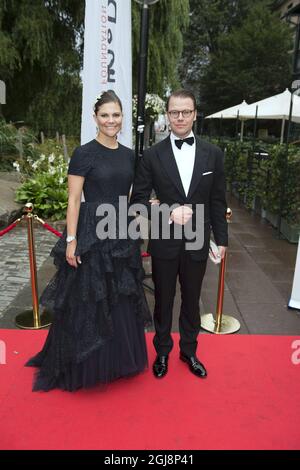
[240,89,300,143]
[205,100,251,141]
[206,100,250,119]
[205,89,300,143]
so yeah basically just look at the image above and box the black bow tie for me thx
[174,136,194,149]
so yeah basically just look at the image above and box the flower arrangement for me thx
[132,93,165,121]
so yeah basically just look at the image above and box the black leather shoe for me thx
[180,353,207,378]
[153,355,168,378]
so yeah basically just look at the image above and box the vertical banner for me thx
[81,0,132,147]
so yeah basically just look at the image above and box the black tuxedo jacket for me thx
[130,135,228,261]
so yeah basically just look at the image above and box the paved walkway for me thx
[0,224,56,315]
[201,194,300,334]
[143,194,300,335]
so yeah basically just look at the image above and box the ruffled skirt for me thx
[25,202,152,391]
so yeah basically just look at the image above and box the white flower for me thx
[96,92,104,101]
[48,154,55,163]
[39,154,46,161]
[132,93,165,120]
[59,177,64,184]
[49,167,55,175]
[32,161,39,170]
[13,162,20,172]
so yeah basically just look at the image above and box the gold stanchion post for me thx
[15,203,52,329]
[201,208,240,334]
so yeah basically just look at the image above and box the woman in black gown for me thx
[26,90,152,391]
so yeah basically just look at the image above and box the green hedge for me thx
[222,140,300,225]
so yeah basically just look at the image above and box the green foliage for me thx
[15,152,68,221]
[0,120,20,155]
[37,137,79,159]
[1,123,80,221]
[224,141,300,225]
[0,119,79,173]
[1,1,189,133]
[132,93,165,122]
[201,4,292,114]
[0,120,37,154]
[179,0,259,94]
[179,0,265,96]
[0,119,38,170]
[258,145,300,224]
[179,0,292,115]
[0,30,21,77]
[0,0,84,135]
[132,0,189,95]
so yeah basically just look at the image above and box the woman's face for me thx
[94,101,122,138]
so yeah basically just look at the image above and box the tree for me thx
[0,1,189,134]
[132,0,189,96]
[200,3,292,114]
[179,0,290,112]
[0,0,84,135]
[179,0,265,93]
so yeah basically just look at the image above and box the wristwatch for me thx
[66,235,76,243]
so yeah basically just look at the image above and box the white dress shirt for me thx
[170,131,195,196]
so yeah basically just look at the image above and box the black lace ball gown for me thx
[26,140,152,391]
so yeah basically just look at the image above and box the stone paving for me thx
[0,223,56,316]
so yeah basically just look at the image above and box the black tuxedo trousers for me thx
[152,249,207,356]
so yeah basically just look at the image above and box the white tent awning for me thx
[205,100,250,119]
[239,88,300,123]
[204,89,300,143]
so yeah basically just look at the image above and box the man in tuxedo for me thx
[131,89,228,379]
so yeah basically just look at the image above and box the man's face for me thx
[167,96,196,138]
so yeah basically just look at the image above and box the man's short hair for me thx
[166,89,197,111]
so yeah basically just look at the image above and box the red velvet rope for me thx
[43,222,62,238]
[0,214,153,258]
[0,222,18,237]
[42,226,151,252]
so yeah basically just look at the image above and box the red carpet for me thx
[0,329,299,450]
